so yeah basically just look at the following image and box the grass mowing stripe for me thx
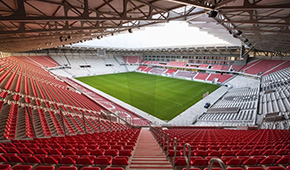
[76,72,220,121]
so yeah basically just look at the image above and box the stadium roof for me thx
[0,0,289,53]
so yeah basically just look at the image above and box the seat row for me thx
[0,164,125,170]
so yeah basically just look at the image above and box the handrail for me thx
[208,158,226,170]
[183,143,191,170]
[173,137,177,166]
[166,134,170,155]
[162,132,165,150]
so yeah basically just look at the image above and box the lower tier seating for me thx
[151,127,290,170]
[0,129,140,170]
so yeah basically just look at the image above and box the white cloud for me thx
[74,21,235,48]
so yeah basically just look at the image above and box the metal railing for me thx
[183,143,191,170]
[208,158,226,170]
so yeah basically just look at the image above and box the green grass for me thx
[76,72,219,121]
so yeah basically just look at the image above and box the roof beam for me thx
[0,16,164,22]
[166,0,213,11]
[219,3,290,11]
[220,20,290,26]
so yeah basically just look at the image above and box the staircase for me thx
[129,128,173,170]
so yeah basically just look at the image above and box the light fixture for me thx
[208,11,218,18]
[236,30,242,36]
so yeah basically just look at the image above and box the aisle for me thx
[129,128,173,170]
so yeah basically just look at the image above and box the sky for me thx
[74,21,236,48]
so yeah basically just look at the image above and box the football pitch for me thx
[76,72,219,121]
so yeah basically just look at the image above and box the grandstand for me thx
[0,0,290,170]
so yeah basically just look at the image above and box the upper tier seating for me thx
[25,56,60,68]
[123,56,142,64]
[167,61,187,67]
[262,61,290,76]
[165,69,177,74]
[242,60,285,75]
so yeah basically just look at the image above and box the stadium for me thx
[0,0,289,170]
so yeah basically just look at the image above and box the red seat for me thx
[249,150,263,156]
[51,155,63,160]
[267,155,281,161]
[0,164,11,170]
[20,148,34,154]
[91,149,104,156]
[204,168,220,170]
[262,149,276,155]
[168,150,183,157]
[12,165,32,170]
[192,159,208,166]
[260,158,276,165]
[26,156,42,163]
[34,166,55,170]
[123,145,134,150]
[119,149,132,156]
[8,155,24,163]
[81,167,101,170]
[0,155,7,162]
[63,149,76,155]
[226,158,242,166]
[99,145,110,149]
[222,151,235,156]
[65,155,80,161]
[275,149,288,155]
[49,149,62,155]
[111,145,122,150]
[43,156,58,164]
[77,149,90,156]
[105,149,119,156]
[0,147,7,153]
[243,158,259,165]
[227,168,244,170]
[276,156,290,164]
[183,169,201,170]
[253,156,266,162]
[112,156,129,166]
[174,157,188,166]
[7,147,20,154]
[247,167,265,170]
[57,167,78,170]
[194,150,208,156]
[208,151,222,156]
[77,157,94,165]
[59,157,76,164]
[34,149,47,154]
[94,156,112,165]
[236,150,250,156]
[104,168,124,170]
[267,167,286,170]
